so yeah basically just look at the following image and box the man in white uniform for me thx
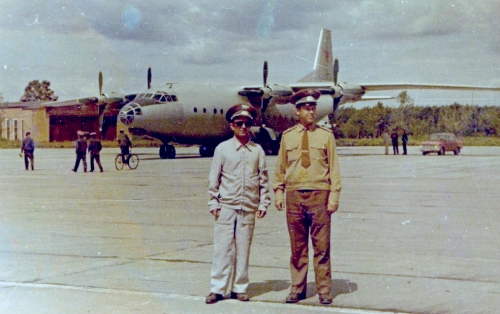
[206,104,271,304]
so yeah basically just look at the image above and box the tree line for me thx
[331,91,500,139]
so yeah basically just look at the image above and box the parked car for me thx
[419,133,463,155]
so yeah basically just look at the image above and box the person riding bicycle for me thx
[117,129,132,164]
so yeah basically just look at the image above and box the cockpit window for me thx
[151,92,178,103]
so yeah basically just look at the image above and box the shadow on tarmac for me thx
[247,278,358,300]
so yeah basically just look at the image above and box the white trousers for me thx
[210,208,256,295]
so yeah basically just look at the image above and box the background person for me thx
[205,104,271,304]
[391,130,399,155]
[117,129,132,164]
[382,130,391,155]
[402,129,408,155]
[73,131,88,173]
[88,132,104,172]
[274,89,341,305]
[20,132,35,171]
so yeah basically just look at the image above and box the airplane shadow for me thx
[247,278,358,299]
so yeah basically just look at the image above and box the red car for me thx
[419,133,463,155]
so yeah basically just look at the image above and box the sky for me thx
[1,0,500,107]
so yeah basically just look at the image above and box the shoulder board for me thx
[317,126,333,133]
[283,125,298,135]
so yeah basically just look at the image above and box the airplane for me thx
[114,28,500,159]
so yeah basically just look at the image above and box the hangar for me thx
[0,100,119,142]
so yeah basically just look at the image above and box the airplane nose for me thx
[118,102,142,125]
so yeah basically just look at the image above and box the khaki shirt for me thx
[208,138,271,213]
[273,124,341,208]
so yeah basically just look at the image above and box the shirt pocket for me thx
[286,144,300,166]
[310,144,328,165]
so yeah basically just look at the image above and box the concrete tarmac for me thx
[1,146,499,314]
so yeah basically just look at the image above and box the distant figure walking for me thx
[391,130,399,155]
[382,130,391,155]
[88,132,104,172]
[73,131,88,173]
[20,132,35,170]
[402,130,408,155]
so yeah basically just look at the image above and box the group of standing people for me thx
[206,89,342,306]
[72,131,103,173]
[383,129,409,155]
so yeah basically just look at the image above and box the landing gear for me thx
[159,144,176,159]
[199,145,215,157]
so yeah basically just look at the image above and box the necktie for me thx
[301,128,311,168]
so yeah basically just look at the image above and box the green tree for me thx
[20,80,58,102]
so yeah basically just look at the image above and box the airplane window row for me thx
[193,108,224,115]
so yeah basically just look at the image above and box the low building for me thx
[0,100,117,142]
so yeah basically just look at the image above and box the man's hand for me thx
[275,200,284,211]
[327,203,339,215]
[257,210,266,219]
[210,209,221,219]
[19,153,22,158]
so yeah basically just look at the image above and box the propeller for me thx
[263,61,268,88]
[147,67,152,90]
[261,61,270,116]
[99,71,103,96]
[333,58,339,86]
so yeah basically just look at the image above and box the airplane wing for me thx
[361,84,500,92]
[358,96,395,101]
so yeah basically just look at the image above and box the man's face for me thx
[230,117,252,139]
[295,103,317,127]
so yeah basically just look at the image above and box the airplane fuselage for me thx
[122,83,334,146]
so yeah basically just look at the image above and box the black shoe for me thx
[72,169,76,172]
[90,170,94,172]
[285,291,307,303]
[319,294,332,305]
[230,292,249,301]
[205,293,223,304]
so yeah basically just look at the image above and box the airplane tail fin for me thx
[298,28,333,82]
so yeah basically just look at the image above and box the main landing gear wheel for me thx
[199,145,215,157]
[159,144,176,159]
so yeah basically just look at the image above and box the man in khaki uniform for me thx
[274,89,341,305]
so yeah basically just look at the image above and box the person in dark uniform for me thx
[117,129,132,164]
[402,129,408,155]
[391,130,399,155]
[73,131,88,173]
[274,89,342,305]
[88,132,104,172]
[20,132,35,170]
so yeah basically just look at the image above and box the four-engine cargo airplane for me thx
[114,28,500,159]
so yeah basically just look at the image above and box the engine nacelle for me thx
[268,84,293,97]
[338,83,365,102]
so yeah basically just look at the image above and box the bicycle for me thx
[115,150,139,170]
